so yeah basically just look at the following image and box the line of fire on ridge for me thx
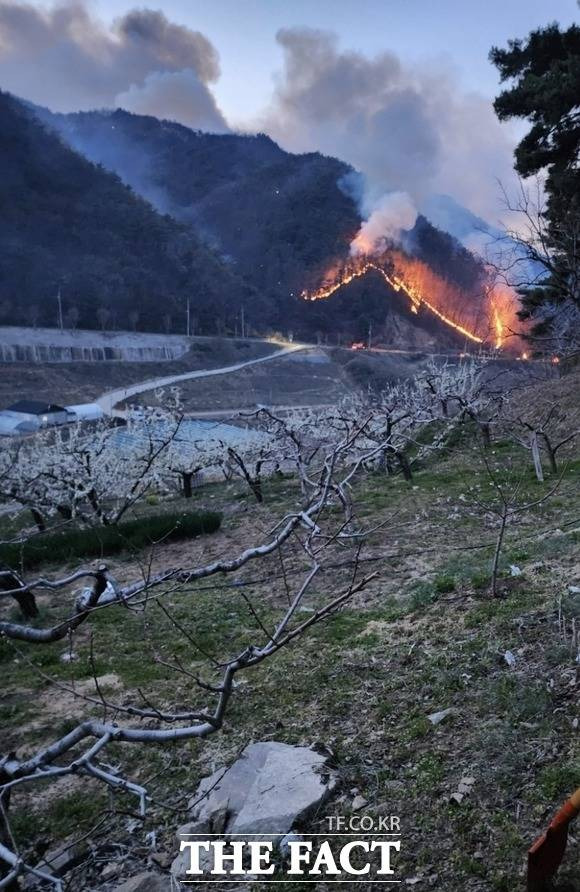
[300,260,487,346]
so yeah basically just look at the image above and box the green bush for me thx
[0,510,222,570]
[470,570,489,590]
[434,573,456,594]
[408,581,438,610]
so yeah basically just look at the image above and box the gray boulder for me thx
[116,872,168,892]
[171,741,336,881]
[189,741,336,837]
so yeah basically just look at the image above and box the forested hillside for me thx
[40,106,489,338]
[0,92,250,333]
[1,94,490,340]
[40,108,362,308]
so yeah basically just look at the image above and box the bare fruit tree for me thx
[0,409,183,530]
[0,358,522,885]
[469,449,565,597]
[0,416,389,889]
[506,401,579,482]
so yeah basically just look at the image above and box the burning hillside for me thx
[301,249,520,350]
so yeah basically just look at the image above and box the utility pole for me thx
[367,320,372,350]
[186,298,190,337]
[57,286,63,330]
[241,305,245,339]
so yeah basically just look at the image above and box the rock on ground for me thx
[116,871,168,892]
[171,741,337,880]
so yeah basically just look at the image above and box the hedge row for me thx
[0,510,222,570]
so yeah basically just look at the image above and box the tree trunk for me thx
[250,480,263,503]
[383,424,395,474]
[540,434,558,473]
[30,507,46,532]
[491,510,508,597]
[246,465,264,503]
[396,451,413,481]
[182,471,193,499]
[228,449,264,503]
[87,488,106,523]
[480,422,492,448]
[13,590,39,619]
[0,570,38,619]
[383,446,395,475]
[530,433,544,482]
[0,767,20,891]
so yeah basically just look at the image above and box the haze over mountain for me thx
[0,2,526,225]
[0,89,492,347]
[0,90,252,334]
[39,105,490,337]
[38,106,361,308]
[0,1,522,348]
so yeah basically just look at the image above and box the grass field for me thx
[0,375,579,890]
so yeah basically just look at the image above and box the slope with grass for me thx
[0,373,579,890]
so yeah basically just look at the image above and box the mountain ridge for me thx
[37,105,362,312]
[2,92,491,345]
[0,90,253,333]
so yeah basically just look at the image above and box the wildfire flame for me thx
[301,256,484,345]
[493,305,504,350]
[301,252,524,350]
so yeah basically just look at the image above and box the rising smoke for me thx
[0,2,229,131]
[261,27,518,249]
[350,191,418,255]
[0,5,519,244]
[116,68,229,133]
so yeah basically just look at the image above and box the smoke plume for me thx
[116,69,228,133]
[0,2,228,131]
[262,27,518,246]
[1,7,520,243]
[350,191,418,255]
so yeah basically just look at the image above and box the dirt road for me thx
[96,344,310,415]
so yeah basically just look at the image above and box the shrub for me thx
[409,582,437,610]
[0,510,221,570]
[537,762,580,800]
[434,573,456,594]
[470,570,489,590]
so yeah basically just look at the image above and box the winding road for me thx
[95,340,510,418]
[96,343,310,416]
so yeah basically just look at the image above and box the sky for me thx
[90,0,579,124]
[0,0,577,227]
